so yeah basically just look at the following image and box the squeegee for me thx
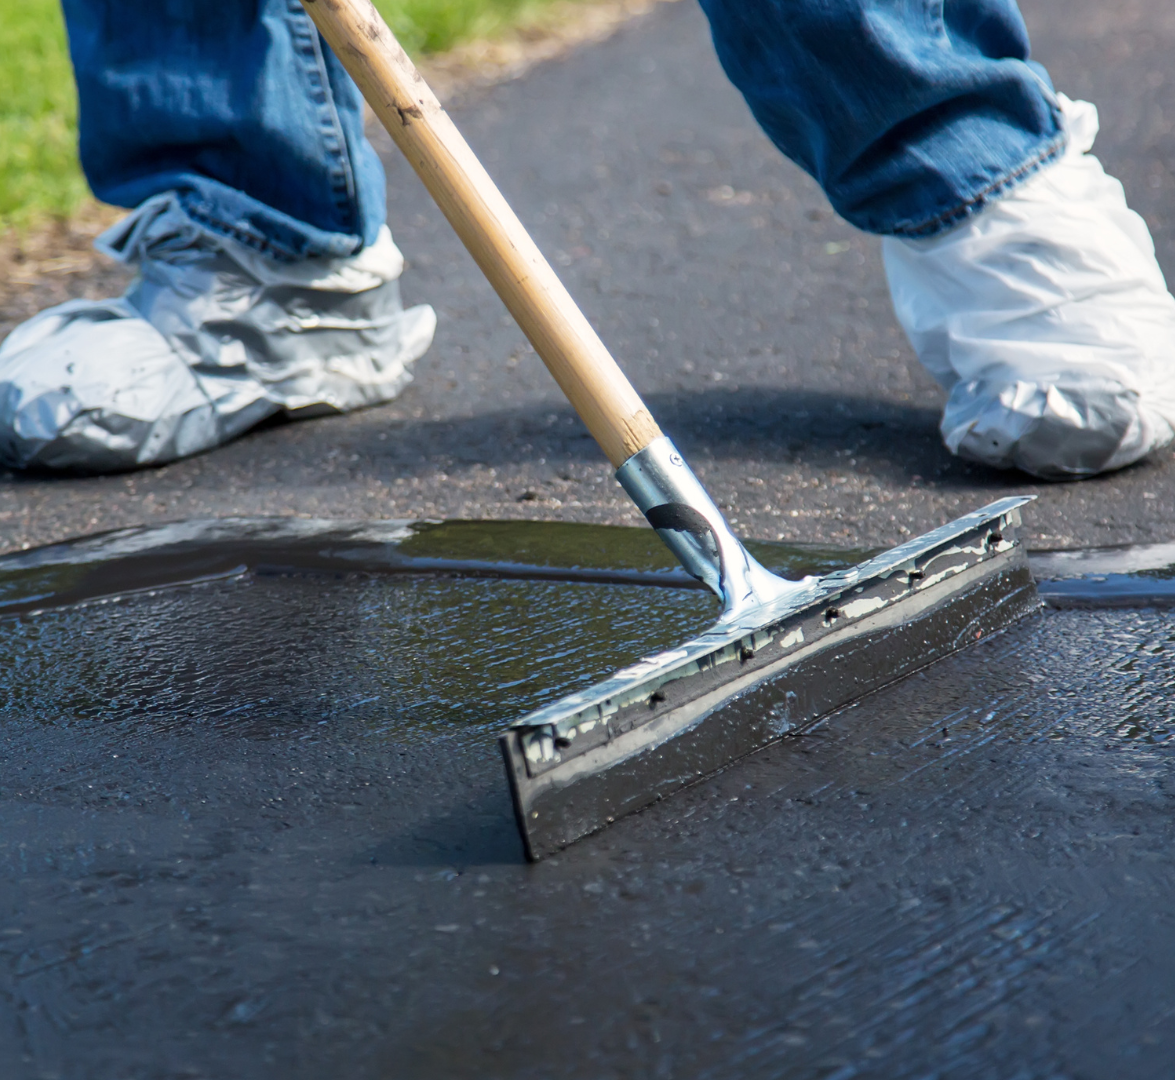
[300,0,1042,859]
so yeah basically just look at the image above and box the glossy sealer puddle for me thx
[1,517,1174,1078]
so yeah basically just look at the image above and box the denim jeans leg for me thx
[60,0,387,259]
[697,0,1067,237]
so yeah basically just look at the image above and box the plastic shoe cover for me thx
[0,193,436,471]
[883,95,1175,480]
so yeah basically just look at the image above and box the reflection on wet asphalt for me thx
[0,573,714,743]
[1,563,1173,1077]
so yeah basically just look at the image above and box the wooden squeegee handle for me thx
[301,0,662,467]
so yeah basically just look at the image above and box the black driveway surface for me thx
[1,3,1174,1078]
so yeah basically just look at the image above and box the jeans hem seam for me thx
[182,200,300,261]
[888,131,1069,238]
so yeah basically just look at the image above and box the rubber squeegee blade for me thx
[500,496,1039,860]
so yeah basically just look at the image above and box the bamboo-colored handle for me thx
[301,0,661,467]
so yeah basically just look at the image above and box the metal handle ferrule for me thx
[615,436,813,621]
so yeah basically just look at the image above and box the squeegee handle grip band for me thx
[299,0,662,467]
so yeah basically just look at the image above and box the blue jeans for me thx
[62,0,1064,257]
[697,0,1065,236]
[62,0,387,260]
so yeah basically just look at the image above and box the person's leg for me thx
[698,0,1065,237]
[698,0,1175,479]
[883,93,1175,478]
[61,0,385,260]
[0,0,435,472]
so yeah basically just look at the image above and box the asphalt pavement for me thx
[1,0,1173,554]
[3,8,1175,1074]
[2,525,1174,1079]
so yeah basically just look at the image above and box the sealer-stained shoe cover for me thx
[0,194,437,471]
[883,95,1175,480]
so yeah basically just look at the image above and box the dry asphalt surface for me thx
[1,0,1174,554]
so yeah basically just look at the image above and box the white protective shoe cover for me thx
[0,193,437,471]
[883,95,1175,479]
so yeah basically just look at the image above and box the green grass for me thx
[377,0,554,54]
[0,0,89,230]
[0,0,575,232]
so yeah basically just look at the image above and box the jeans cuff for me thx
[175,176,366,262]
[890,130,1069,239]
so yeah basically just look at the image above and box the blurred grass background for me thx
[1,0,86,230]
[0,0,575,233]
